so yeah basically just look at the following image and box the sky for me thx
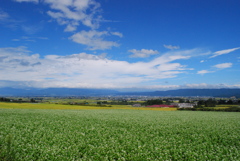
[0,0,240,91]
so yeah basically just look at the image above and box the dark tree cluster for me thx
[0,97,38,103]
[204,98,217,107]
[0,97,11,102]
[144,99,163,105]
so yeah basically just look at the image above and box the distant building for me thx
[132,104,142,107]
[171,103,197,108]
[230,96,236,100]
[146,104,175,108]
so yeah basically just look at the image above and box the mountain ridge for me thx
[0,87,240,97]
[120,88,240,97]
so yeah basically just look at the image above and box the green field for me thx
[1,108,239,160]
[0,102,177,111]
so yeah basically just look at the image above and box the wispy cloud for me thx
[197,63,233,75]
[210,47,240,58]
[0,47,198,88]
[14,0,122,50]
[11,36,48,42]
[213,63,232,69]
[128,49,159,58]
[111,32,123,38]
[21,25,42,34]
[197,70,213,75]
[181,83,240,89]
[70,30,120,50]
[45,0,101,31]
[163,44,180,50]
[14,0,38,3]
[0,9,43,34]
[0,10,9,21]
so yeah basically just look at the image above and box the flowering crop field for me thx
[0,109,239,160]
[0,102,177,111]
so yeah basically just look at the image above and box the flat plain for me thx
[0,106,239,160]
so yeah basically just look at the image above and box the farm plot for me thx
[0,109,239,160]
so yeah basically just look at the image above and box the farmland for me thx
[0,102,177,111]
[1,108,239,160]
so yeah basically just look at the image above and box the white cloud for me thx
[181,83,240,89]
[197,63,232,75]
[213,63,232,69]
[143,83,240,90]
[128,49,159,58]
[64,23,78,32]
[13,0,122,50]
[44,0,101,30]
[0,46,31,55]
[21,25,42,34]
[14,0,101,30]
[210,47,240,58]
[70,30,120,50]
[0,10,9,21]
[163,44,180,50]
[12,39,20,41]
[197,70,213,75]
[111,32,123,38]
[14,0,38,3]
[0,47,198,88]
[11,36,48,42]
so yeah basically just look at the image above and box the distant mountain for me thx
[0,88,240,97]
[0,87,119,96]
[120,89,240,97]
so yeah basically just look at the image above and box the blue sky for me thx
[0,0,240,91]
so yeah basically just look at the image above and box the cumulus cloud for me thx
[197,70,213,75]
[213,63,232,69]
[210,47,240,58]
[163,44,180,50]
[128,49,159,58]
[0,47,198,88]
[70,30,120,50]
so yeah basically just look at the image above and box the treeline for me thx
[0,97,40,103]
[179,106,240,112]
[178,98,240,112]
[98,101,136,105]
[195,98,240,108]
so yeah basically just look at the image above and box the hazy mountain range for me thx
[0,87,240,97]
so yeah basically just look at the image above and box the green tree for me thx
[179,99,185,103]
[227,99,233,104]
[30,98,35,103]
[205,98,216,107]
[145,99,163,105]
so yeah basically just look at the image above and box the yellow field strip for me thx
[0,102,177,111]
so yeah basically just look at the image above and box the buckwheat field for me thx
[1,109,239,160]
